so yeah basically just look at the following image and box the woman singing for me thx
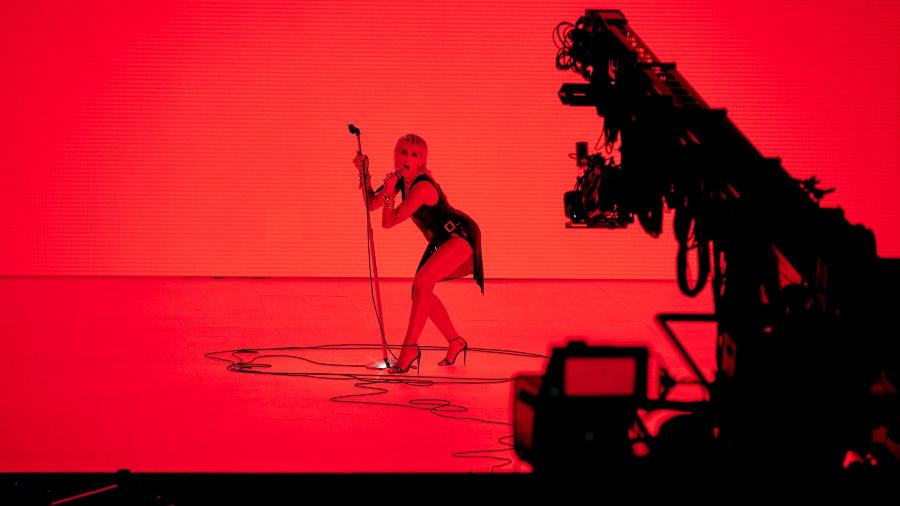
[355,134,484,374]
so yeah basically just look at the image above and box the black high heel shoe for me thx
[387,345,421,375]
[438,336,468,366]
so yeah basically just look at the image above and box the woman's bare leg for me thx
[394,236,472,369]
[425,292,459,341]
[426,291,469,364]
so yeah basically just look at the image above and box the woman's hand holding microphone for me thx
[381,171,399,198]
[354,155,399,207]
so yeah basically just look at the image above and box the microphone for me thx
[348,124,363,154]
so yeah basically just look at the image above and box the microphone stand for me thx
[350,124,391,369]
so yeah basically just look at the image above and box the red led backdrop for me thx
[2,0,898,278]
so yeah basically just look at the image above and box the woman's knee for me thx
[411,276,435,299]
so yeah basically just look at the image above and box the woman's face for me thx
[394,141,427,176]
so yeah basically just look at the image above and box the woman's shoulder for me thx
[412,171,434,183]
[408,172,439,204]
[410,172,438,189]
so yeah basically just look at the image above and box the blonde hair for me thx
[397,133,427,151]
[394,133,429,172]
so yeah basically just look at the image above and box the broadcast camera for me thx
[516,9,900,481]
[564,141,633,229]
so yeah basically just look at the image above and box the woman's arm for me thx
[382,181,438,229]
[365,184,385,212]
[355,155,393,212]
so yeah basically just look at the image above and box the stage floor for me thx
[0,277,715,473]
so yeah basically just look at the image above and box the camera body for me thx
[565,142,633,229]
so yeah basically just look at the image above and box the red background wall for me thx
[2,0,898,278]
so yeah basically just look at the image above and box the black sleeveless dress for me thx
[397,173,484,293]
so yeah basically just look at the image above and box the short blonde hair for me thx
[397,133,427,151]
[394,134,428,170]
